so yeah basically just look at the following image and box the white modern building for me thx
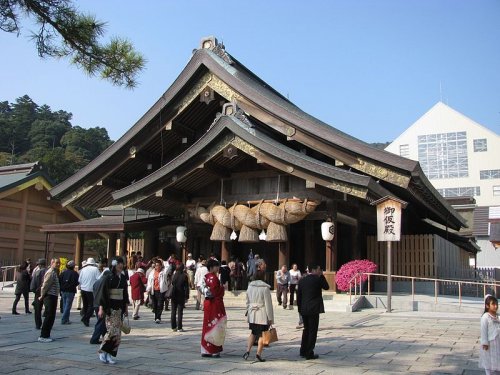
[386,102,500,268]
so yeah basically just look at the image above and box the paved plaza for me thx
[0,290,485,375]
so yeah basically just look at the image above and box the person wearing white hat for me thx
[78,257,100,327]
[76,260,87,312]
[129,268,147,320]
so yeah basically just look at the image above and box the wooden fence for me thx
[367,234,497,296]
[367,234,472,279]
[115,238,144,257]
[367,234,436,278]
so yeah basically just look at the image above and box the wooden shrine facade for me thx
[45,37,475,285]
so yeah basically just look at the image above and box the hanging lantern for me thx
[321,221,335,241]
[259,229,267,241]
[176,226,187,243]
[230,230,238,240]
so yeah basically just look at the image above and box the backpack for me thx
[60,270,73,291]
[30,268,46,293]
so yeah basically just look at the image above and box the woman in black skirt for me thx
[243,265,274,362]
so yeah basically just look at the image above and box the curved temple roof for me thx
[50,36,466,230]
[111,110,392,207]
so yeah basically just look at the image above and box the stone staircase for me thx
[353,293,485,314]
[221,290,486,314]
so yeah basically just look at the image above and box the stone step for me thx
[356,294,485,314]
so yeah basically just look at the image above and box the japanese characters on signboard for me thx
[376,199,402,242]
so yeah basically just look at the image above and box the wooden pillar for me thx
[143,230,155,261]
[325,240,333,272]
[107,233,117,259]
[304,220,314,267]
[221,241,229,262]
[119,233,127,257]
[332,222,338,271]
[278,239,290,268]
[75,233,84,268]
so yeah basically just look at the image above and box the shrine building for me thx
[42,37,478,287]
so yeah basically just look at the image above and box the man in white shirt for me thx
[289,264,302,309]
[78,257,101,327]
[194,260,208,310]
[185,253,196,290]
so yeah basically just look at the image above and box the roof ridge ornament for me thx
[200,36,234,65]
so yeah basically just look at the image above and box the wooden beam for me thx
[162,188,191,203]
[237,97,293,136]
[100,176,129,190]
[242,147,368,199]
[202,161,232,178]
[191,189,326,205]
[173,120,196,139]
[290,129,410,188]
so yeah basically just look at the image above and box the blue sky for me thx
[1,0,499,143]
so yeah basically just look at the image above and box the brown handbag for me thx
[262,326,278,345]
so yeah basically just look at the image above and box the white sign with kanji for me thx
[376,199,403,241]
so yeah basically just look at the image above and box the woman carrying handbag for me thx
[243,261,274,362]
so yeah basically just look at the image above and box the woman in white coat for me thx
[146,259,170,323]
[243,267,274,362]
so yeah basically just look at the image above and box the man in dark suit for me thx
[297,264,329,360]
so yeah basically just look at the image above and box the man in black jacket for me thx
[297,264,329,360]
[59,260,79,324]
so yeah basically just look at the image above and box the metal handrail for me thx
[1,265,19,290]
[349,272,500,306]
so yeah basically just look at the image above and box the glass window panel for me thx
[473,138,487,152]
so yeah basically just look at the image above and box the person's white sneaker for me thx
[38,337,53,343]
[177,328,185,332]
[106,353,116,364]
[99,352,108,363]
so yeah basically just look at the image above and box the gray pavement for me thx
[0,290,484,375]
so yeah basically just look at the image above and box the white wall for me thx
[475,238,500,269]
[386,102,500,206]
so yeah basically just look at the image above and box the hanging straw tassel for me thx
[238,225,259,242]
[210,222,230,241]
[266,222,287,242]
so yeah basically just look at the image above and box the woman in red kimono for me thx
[201,259,227,358]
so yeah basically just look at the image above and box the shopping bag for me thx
[121,316,131,334]
[262,326,278,345]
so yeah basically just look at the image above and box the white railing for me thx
[349,272,500,306]
[1,265,19,290]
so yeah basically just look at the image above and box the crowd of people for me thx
[10,252,498,372]
[8,252,332,364]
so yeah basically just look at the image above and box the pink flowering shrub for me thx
[335,259,377,292]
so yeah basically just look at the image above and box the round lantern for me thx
[321,221,335,241]
[176,226,187,243]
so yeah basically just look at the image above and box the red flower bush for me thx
[335,259,377,292]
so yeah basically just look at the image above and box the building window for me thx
[494,186,500,196]
[480,169,500,180]
[437,186,481,197]
[399,144,409,157]
[473,138,487,152]
[418,131,468,179]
